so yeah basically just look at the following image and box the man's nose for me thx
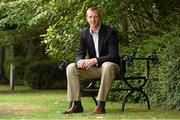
[92,17,96,20]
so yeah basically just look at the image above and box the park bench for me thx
[59,54,158,112]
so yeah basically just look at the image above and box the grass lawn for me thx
[0,85,179,119]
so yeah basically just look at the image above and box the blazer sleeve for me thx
[75,30,87,64]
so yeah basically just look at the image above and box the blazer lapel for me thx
[87,31,96,56]
[98,25,105,56]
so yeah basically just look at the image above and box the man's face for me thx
[86,10,100,29]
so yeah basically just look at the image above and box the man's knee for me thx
[66,63,76,74]
[101,62,115,71]
[101,62,120,76]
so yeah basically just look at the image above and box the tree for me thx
[0,0,48,58]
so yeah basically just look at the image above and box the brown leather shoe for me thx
[93,105,106,114]
[62,105,84,114]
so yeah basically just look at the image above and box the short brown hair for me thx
[86,7,101,17]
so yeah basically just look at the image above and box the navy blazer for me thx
[76,23,120,66]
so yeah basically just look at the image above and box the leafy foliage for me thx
[147,28,180,110]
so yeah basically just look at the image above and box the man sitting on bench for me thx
[62,6,120,114]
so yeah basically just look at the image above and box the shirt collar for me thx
[90,23,101,34]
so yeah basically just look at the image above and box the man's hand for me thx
[77,58,97,70]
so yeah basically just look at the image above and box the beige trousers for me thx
[66,62,120,102]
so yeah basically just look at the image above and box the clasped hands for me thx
[77,58,97,70]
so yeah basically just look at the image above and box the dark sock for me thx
[74,101,83,107]
[98,101,105,108]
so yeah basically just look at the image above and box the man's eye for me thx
[89,16,98,19]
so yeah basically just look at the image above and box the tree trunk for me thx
[0,46,5,80]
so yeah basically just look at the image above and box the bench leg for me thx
[121,90,150,112]
[91,95,98,106]
[121,90,134,112]
[139,90,151,110]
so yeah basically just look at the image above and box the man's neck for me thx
[90,24,101,34]
[91,27,98,33]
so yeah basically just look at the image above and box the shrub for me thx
[24,59,66,89]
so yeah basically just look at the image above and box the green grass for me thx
[0,85,179,119]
